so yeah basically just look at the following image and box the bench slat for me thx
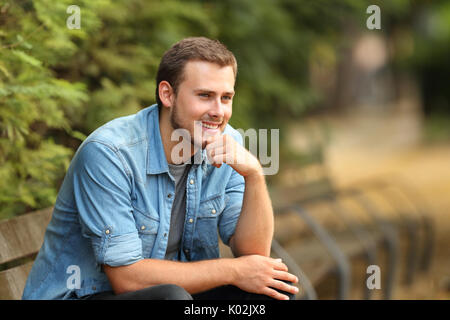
[0,261,34,300]
[0,208,52,265]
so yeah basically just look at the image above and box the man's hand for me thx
[231,255,299,300]
[205,134,262,177]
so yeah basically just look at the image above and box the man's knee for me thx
[158,284,193,300]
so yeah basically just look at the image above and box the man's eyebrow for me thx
[194,88,235,95]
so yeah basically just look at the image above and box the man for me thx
[22,37,299,300]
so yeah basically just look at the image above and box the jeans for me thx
[87,283,296,300]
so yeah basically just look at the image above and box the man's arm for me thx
[103,258,234,295]
[229,172,273,257]
[103,255,297,299]
[206,134,274,257]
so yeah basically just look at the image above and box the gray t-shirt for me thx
[164,163,191,260]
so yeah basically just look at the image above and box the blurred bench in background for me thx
[264,139,435,300]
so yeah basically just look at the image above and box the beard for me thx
[170,102,206,150]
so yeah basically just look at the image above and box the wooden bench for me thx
[0,208,53,299]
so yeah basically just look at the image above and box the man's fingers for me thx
[269,279,299,296]
[209,154,225,167]
[273,270,298,284]
[207,145,226,159]
[208,148,239,166]
[261,287,290,301]
[272,259,288,272]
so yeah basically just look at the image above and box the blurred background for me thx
[0,0,448,299]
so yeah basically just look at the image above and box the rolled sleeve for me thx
[101,232,143,267]
[72,140,143,267]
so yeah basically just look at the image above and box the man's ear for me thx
[158,81,175,108]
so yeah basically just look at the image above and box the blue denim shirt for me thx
[22,105,245,299]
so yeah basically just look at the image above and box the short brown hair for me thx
[155,37,237,108]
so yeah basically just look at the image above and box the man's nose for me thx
[208,98,225,120]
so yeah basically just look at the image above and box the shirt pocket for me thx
[133,208,160,258]
[194,194,226,249]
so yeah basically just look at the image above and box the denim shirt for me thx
[22,105,245,300]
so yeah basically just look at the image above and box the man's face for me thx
[169,60,235,149]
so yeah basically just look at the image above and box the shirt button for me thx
[164,233,167,237]
[141,225,146,230]
[92,286,96,291]
[211,209,216,214]
[189,179,194,185]
[188,218,193,223]
[167,193,172,199]
[105,229,110,235]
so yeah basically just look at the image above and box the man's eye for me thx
[222,96,232,100]
[199,93,210,98]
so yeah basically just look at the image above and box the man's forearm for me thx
[104,253,299,300]
[230,172,274,257]
[104,258,236,295]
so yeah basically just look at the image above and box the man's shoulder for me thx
[84,105,157,149]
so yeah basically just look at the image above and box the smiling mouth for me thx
[201,121,221,129]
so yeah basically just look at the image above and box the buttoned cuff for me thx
[91,231,143,267]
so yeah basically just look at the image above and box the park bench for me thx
[0,207,52,299]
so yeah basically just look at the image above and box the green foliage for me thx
[2,0,445,218]
[0,0,104,218]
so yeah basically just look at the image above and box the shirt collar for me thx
[146,105,208,175]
